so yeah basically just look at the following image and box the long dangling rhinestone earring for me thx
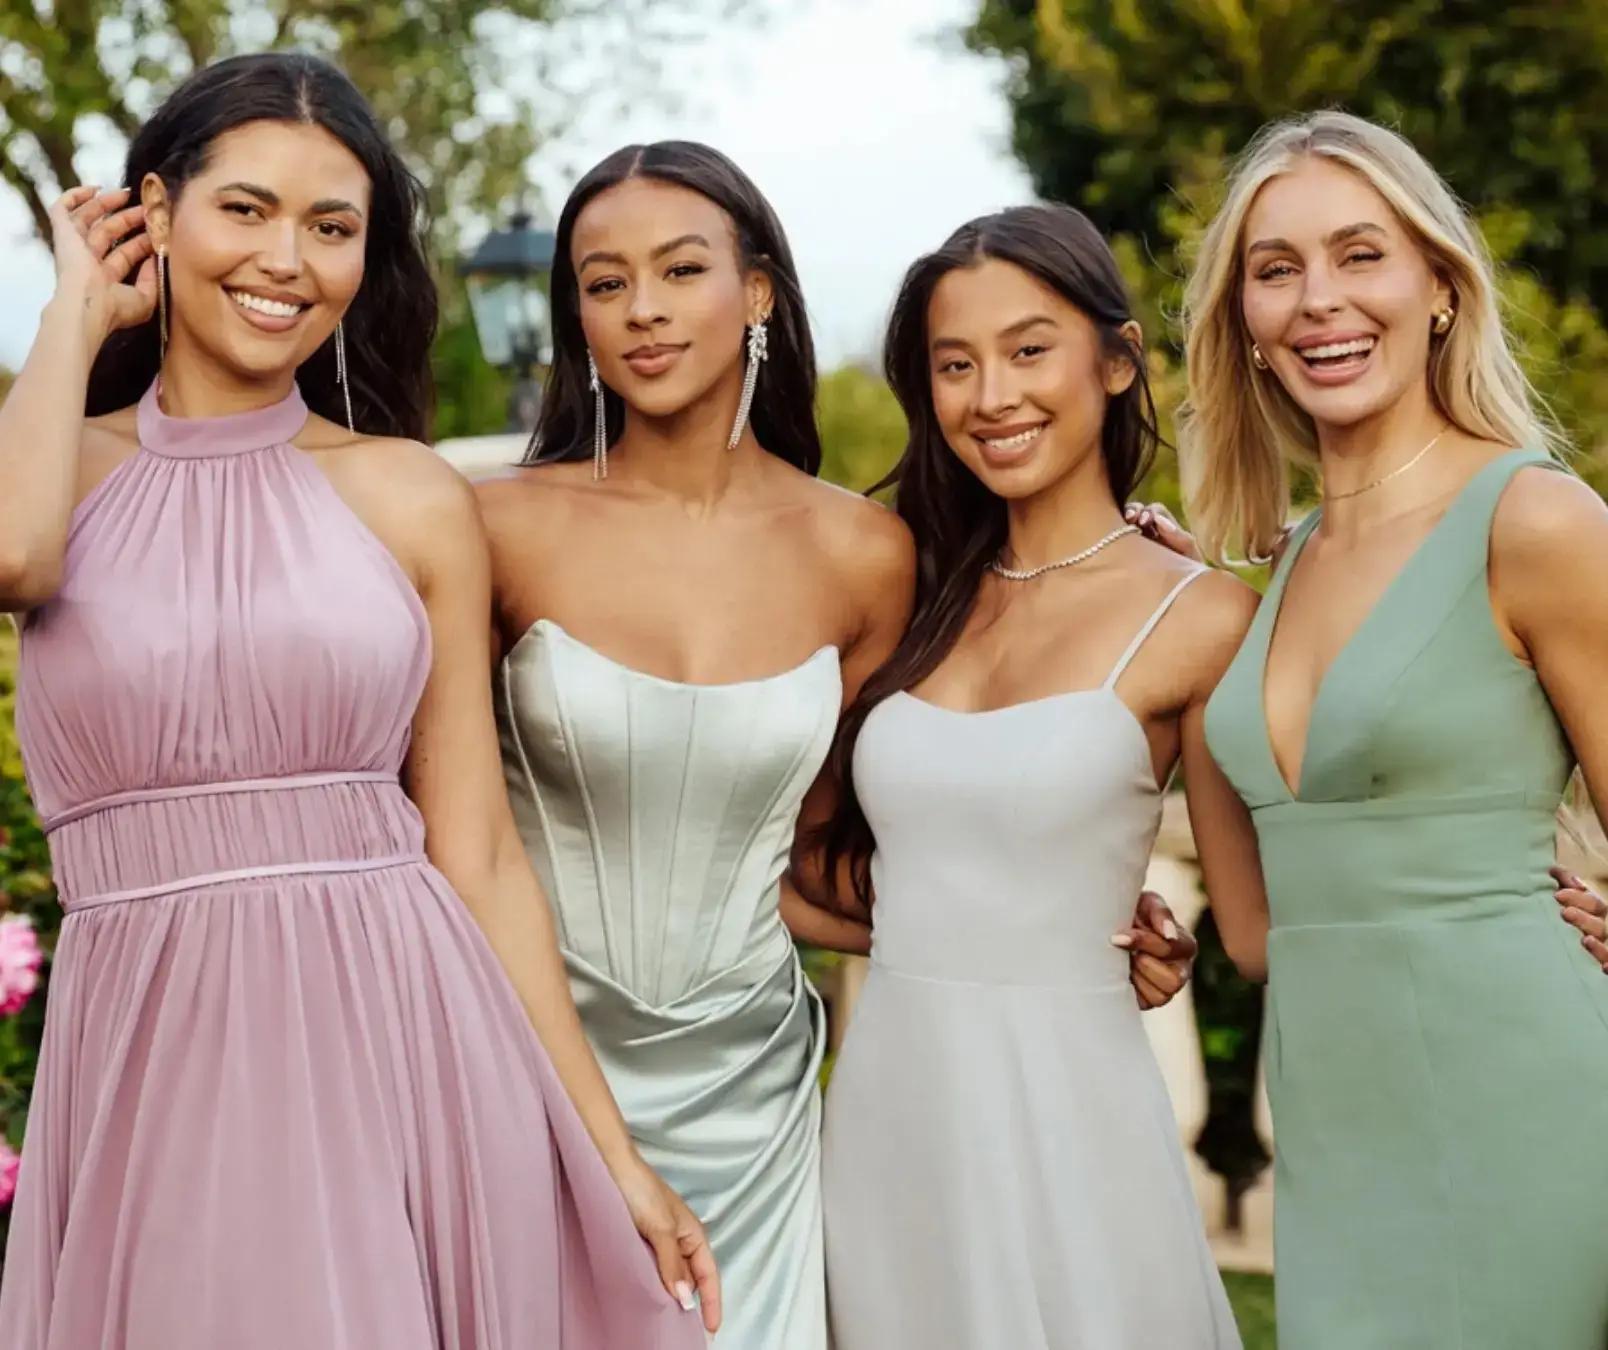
[334,321,355,432]
[156,246,169,363]
[727,318,769,451]
[588,351,608,480]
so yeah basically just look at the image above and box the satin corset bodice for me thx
[496,620,841,1007]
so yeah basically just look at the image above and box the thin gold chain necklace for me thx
[1323,426,1449,502]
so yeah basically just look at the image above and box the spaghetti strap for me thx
[1103,568,1209,689]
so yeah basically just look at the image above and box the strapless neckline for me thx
[511,617,839,691]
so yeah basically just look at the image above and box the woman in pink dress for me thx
[0,52,716,1350]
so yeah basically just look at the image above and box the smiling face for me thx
[571,177,769,419]
[144,119,369,383]
[1240,155,1450,431]
[926,256,1137,501]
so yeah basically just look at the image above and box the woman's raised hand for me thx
[1124,501,1204,563]
[49,186,158,344]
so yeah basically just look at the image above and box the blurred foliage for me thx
[970,0,1608,503]
[0,0,745,251]
[0,621,55,1255]
[816,363,906,492]
[432,292,517,441]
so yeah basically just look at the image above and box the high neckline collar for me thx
[137,380,309,459]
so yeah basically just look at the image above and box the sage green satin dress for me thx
[497,619,839,1350]
[1204,449,1608,1347]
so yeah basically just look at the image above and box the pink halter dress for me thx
[0,383,703,1350]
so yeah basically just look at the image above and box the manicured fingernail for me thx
[676,1282,695,1311]
[1163,920,1179,941]
[1110,933,1134,949]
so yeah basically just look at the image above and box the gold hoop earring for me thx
[1251,343,1269,370]
[1432,308,1455,336]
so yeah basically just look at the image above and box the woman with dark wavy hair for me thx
[813,205,1269,1348]
[0,54,713,1349]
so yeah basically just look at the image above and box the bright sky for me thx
[0,0,1033,372]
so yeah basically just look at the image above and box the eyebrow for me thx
[216,182,363,217]
[577,232,713,272]
[930,314,1056,350]
[1001,314,1057,338]
[1246,221,1387,256]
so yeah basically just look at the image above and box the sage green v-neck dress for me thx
[1204,449,1608,1349]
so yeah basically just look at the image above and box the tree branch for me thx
[0,137,53,241]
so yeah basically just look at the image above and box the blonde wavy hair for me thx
[1179,110,1559,562]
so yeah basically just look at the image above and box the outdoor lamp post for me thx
[461,210,557,432]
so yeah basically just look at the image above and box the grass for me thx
[1223,1271,1276,1348]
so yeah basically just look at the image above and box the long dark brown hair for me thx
[88,52,438,441]
[523,140,821,475]
[820,203,1161,906]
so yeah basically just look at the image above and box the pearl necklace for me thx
[989,524,1140,582]
[1323,426,1449,502]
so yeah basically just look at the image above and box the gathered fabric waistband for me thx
[46,771,428,913]
[43,770,404,834]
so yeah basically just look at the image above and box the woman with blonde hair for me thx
[1183,109,1608,1347]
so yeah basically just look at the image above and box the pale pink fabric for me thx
[0,383,704,1350]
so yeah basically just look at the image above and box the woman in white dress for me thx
[808,204,1271,1349]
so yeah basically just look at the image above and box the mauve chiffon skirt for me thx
[0,783,703,1350]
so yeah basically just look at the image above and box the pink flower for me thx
[0,1138,19,1209]
[0,915,42,1017]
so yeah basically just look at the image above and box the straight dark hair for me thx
[88,52,438,442]
[820,203,1161,906]
[524,140,821,475]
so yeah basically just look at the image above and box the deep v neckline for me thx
[1256,452,1523,801]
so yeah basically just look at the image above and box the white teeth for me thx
[1302,337,1374,360]
[980,427,1043,451]
[229,290,304,319]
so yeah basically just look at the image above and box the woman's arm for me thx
[393,456,719,1331]
[1176,572,1271,983]
[1494,469,1608,973]
[1495,469,1608,832]
[782,498,915,953]
[0,187,154,610]
[1181,709,1270,982]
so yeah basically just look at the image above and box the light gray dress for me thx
[821,572,1239,1350]
[497,619,840,1350]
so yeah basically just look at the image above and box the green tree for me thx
[0,1,722,247]
[970,0,1608,496]
[816,362,907,492]
[971,0,1608,305]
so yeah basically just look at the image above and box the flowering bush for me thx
[0,919,42,1019]
[0,1140,19,1212]
[0,622,57,1252]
